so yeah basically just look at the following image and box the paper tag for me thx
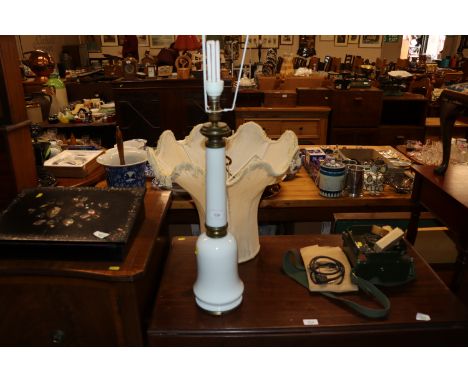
[416,312,431,321]
[303,319,319,326]
[93,231,110,239]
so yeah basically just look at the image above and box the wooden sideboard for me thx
[235,106,330,144]
[329,87,383,145]
[0,190,171,346]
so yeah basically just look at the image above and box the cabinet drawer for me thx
[247,119,283,135]
[284,119,321,137]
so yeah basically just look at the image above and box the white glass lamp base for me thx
[193,232,244,314]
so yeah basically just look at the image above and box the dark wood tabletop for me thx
[147,235,468,346]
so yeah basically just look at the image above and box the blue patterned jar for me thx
[97,148,147,188]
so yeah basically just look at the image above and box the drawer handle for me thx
[353,97,363,102]
[299,127,303,131]
[51,329,65,344]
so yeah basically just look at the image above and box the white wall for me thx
[17,35,80,63]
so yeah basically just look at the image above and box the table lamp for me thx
[192,36,249,314]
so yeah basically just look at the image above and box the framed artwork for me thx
[359,35,383,48]
[280,35,294,45]
[117,36,125,46]
[224,36,241,60]
[299,35,316,49]
[348,35,359,44]
[384,35,400,43]
[260,35,279,49]
[101,35,118,47]
[147,65,156,78]
[241,35,259,48]
[320,35,334,41]
[137,35,149,46]
[334,35,348,47]
[150,35,175,48]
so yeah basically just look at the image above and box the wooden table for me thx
[147,235,468,346]
[0,189,171,346]
[168,145,413,225]
[406,164,468,293]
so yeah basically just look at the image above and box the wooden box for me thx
[263,90,297,107]
[44,149,104,178]
[0,187,145,260]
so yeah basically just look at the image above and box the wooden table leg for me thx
[406,172,422,245]
[450,239,468,293]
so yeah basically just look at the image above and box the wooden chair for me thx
[322,56,332,72]
[331,57,341,73]
[396,58,409,70]
[344,54,353,71]
[293,57,307,69]
[307,56,320,71]
[352,56,364,73]
[375,58,387,73]
[408,76,433,99]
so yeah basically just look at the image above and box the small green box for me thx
[342,225,415,286]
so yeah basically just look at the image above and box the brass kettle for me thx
[22,50,55,83]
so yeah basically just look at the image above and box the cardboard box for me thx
[44,149,104,178]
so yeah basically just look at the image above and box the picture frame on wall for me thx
[241,35,259,48]
[359,35,383,48]
[383,35,400,43]
[280,35,294,45]
[150,35,175,48]
[334,35,348,47]
[101,35,118,47]
[320,35,334,41]
[260,35,279,49]
[348,35,359,44]
[137,35,149,46]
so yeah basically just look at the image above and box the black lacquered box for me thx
[0,187,145,260]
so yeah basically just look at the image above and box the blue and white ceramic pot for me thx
[97,148,147,188]
[319,159,346,198]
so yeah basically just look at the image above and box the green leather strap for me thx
[282,249,391,319]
